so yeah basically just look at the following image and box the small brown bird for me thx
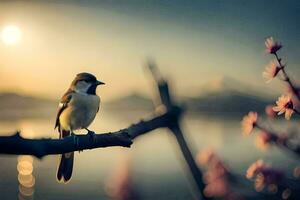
[55,72,105,183]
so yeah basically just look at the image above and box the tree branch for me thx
[147,60,211,200]
[0,106,182,158]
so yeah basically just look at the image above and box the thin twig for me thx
[274,53,300,100]
[255,123,300,158]
[293,108,300,115]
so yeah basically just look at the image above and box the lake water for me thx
[0,110,298,200]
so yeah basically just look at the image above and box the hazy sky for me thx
[0,0,299,101]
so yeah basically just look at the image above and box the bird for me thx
[54,72,105,183]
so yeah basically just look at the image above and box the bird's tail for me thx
[57,152,74,183]
[57,129,74,183]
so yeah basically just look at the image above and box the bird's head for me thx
[71,72,105,95]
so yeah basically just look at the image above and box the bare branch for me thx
[0,107,182,158]
[147,62,211,200]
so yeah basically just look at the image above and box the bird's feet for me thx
[85,128,97,146]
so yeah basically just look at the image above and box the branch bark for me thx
[0,107,181,158]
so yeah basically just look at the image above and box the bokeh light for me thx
[17,155,35,200]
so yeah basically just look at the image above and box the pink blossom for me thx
[197,150,241,199]
[241,112,258,135]
[255,131,276,150]
[293,166,300,178]
[273,94,294,120]
[263,60,281,83]
[246,160,284,191]
[265,37,282,54]
[246,159,268,179]
[282,189,292,199]
[265,105,276,118]
[204,178,229,197]
[196,149,216,166]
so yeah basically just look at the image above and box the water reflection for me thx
[17,155,35,200]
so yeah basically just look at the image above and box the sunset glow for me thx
[1,25,22,45]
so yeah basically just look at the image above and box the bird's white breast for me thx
[59,93,100,131]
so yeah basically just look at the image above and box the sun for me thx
[1,25,22,45]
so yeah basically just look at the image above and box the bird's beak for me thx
[96,80,105,85]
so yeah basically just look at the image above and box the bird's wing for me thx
[55,90,73,130]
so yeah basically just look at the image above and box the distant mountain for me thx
[0,76,272,120]
[104,77,272,115]
[105,93,154,111]
[185,91,271,114]
[0,93,56,119]
[196,76,273,98]
[0,92,154,120]
[184,77,273,114]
